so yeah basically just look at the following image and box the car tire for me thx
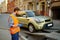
[28,24,35,32]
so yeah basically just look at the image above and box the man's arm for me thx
[8,16,14,27]
[8,16,19,27]
[8,16,23,27]
[18,24,23,27]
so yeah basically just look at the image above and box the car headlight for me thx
[35,19,41,23]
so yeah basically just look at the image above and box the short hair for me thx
[14,7,20,12]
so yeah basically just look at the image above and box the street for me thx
[0,14,60,40]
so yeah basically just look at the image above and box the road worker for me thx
[8,7,21,40]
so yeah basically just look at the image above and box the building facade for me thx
[7,0,49,16]
[7,0,16,12]
[7,0,21,12]
[15,0,48,16]
[50,0,60,19]
[0,5,2,13]
[1,0,8,12]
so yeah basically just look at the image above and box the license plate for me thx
[48,24,52,26]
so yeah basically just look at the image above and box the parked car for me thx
[17,10,53,32]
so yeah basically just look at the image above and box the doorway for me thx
[52,6,60,20]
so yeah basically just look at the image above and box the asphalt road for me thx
[0,14,60,40]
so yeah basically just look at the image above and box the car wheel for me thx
[28,24,35,32]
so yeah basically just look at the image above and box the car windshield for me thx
[33,11,43,16]
[26,11,35,17]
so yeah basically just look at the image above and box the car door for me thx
[21,15,29,27]
[17,15,29,28]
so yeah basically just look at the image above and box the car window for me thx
[33,11,43,16]
[16,13,26,17]
[26,11,35,17]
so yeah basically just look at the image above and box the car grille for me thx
[43,22,53,29]
[45,19,51,22]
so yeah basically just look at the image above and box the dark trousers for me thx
[11,32,19,40]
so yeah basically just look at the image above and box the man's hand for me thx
[18,24,23,27]
[12,24,18,27]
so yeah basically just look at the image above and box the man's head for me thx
[14,7,20,14]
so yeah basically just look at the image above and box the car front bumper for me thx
[43,22,53,29]
[35,22,53,30]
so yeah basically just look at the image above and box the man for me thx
[8,7,21,40]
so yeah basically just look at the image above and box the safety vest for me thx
[9,14,20,34]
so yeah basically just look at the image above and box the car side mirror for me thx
[23,15,27,18]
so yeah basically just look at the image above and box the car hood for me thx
[29,16,50,21]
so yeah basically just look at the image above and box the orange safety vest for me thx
[10,14,20,34]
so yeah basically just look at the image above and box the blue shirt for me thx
[8,14,23,27]
[8,16,14,27]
